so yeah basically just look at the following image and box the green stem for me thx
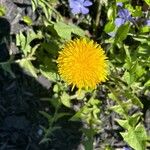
[84,124,94,150]
[93,0,102,37]
[0,57,35,65]
[107,85,129,120]
[95,0,102,28]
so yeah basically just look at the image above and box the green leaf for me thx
[116,119,130,129]
[140,26,150,33]
[39,138,51,144]
[115,23,130,43]
[39,111,53,124]
[0,5,6,16]
[117,113,143,129]
[124,90,143,108]
[128,113,142,127]
[54,22,85,40]
[54,22,72,40]
[19,59,38,78]
[121,124,147,150]
[22,16,33,26]
[40,66,57,82]
[110,100,132,115]
[60,92,71,108]
[76,90,86,100]
[144,0,150,5]
[131,6,143,17]
[122,71,135,85]
[69,23,85,37]
[144,80,150,87]
[16,30,43,56]
[41,41,59,55]
[31,0,38,11]
[54,113,70,122]
[53,84,59,93]
[107,5,116,21]
[70,107,84,121]
[104,21,115,33]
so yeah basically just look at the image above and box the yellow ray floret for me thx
[57,38,108,90]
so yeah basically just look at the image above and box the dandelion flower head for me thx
[57,38,108,90]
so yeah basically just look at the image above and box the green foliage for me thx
[120,123,147,150]
[39,97,70,144]
[54,22,85,40]
[115,23,130,43]
[22,16,33,26]
[71,97,101,127]
[16,30,43,56]
[0,5,6,16]
[31,0,62,21]
[144,0,150,5]
[2,0,149,149]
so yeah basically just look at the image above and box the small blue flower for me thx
[145,19,150,26]
[69,0,93,15]
[115,9,132,27]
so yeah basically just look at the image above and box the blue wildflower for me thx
[115,9,133,27]
[145,20,150,26]
[69,0,93,15]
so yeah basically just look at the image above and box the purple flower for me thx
[145,20,150,26]
[115,9,132,27]
[69,0,93,15]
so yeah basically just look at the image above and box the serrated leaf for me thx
[16,30,43,56]
[110,100,132,115]
[128,113,142,127]
[124,90,143,108]
[116,119,130,129]
[120,124,147,150]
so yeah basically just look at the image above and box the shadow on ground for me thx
[0,17,82,150]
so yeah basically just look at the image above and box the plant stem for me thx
[107,85,129,120]
[0,57,35,65]
[95,0,102,28]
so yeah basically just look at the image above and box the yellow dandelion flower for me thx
[57,38,108,90]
